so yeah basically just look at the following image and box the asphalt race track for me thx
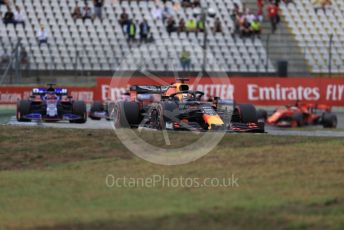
[5,112,344,137]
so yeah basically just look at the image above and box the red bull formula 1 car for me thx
[93,79,264,132]
[257,102,337,128]
[16,84,87,123]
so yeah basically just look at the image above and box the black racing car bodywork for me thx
[108,84,264,133]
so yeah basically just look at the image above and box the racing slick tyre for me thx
[89,101,104,120]
[70,101,87,123]
[16,100,31,122]
[113,101,140,128]
[237,104,258,123]
[322,112,337,128]
[257,109,268,121]
[292,112,304,127]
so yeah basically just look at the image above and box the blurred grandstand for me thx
[0,0,343,84]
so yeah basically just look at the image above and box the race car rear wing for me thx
[129,85,170,94]
[32,88,68,96]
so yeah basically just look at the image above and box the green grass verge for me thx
[0,126,343,230]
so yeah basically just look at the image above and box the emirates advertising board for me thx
[96,77,344,106]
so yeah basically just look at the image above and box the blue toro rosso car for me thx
[16,84,87,123]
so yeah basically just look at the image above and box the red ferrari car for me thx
[257,103,337,128]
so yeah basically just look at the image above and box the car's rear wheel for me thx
[322,112,337,128]
[71,101,87,123]
[16,100,31,122]
[114,101,140,128]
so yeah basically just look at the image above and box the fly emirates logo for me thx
[248,84,344,101]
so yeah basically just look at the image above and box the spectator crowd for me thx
[232,3,262,38]
[1,0,337,72]
[2,4,25,26]
[1,0,298,47]
[71,0,104,21]
[312,0,332,13]
[231,0,296,36]
[119,9,153,43]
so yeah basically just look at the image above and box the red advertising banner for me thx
[0,86,94,104]
[95,77,235,102]
[1,77,344,106]
[96,77,344,106]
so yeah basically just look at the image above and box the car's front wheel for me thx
[236,104,258,123]
[16,100,31,122]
